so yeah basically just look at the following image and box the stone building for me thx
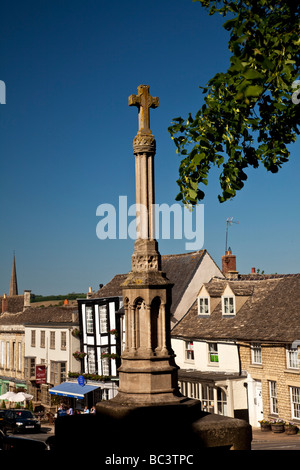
[171,272,300,427]
[23,304,81,410]
[0,302,81,411]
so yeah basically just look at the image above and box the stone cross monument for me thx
[112,85,183,404]
[55,85,252,453]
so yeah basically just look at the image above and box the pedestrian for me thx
[83,406,90,414]
[90,406,95,413]
[68,407,73,415]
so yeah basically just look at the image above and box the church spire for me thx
[9,253,18,296]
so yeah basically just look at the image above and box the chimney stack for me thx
[251,267,256,274]
[87,287,93,299]
[23,290,31,310]
[222,249,239,278]
[2,294,8,314]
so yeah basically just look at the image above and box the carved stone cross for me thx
[128,84,159,134]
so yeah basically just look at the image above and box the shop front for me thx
[49,381,101,413]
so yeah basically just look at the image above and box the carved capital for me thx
[131,253,160,272]
[133,133,156,154]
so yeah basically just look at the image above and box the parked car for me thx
[0,410,6,429]
[2,409,41,434]
[0,429,49,450]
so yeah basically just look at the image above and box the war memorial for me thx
[54,85,252,456]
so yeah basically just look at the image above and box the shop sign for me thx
[36,365,46,384]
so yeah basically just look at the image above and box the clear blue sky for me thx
[1,0,299,296]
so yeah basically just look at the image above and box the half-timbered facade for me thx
[77,294,122,400]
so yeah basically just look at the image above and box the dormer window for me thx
[286,344,299,370]
[222,296,235,315]
[198,296,210,315]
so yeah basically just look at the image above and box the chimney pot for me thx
[23,290,31,310]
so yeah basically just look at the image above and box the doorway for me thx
[254,380,263,425]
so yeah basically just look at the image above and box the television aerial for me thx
[225,217,239,253]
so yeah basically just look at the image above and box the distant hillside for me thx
[30,293,86,303]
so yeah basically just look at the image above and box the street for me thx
[251,427,300,450]
[4,423,54,447]
[7,425,300,451]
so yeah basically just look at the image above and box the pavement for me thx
[251,427,300,450]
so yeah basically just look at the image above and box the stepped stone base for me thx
[53,398,252,453]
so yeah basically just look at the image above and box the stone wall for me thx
[239,343,300,423]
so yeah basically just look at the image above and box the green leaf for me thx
[244,85,264,97]
[223,17,237,31]
[242,69,264,80]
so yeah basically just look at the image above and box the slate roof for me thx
[91,250,208,314]
[0,305,78,326]
[0,295,24,313]
[172,274,300,343]
[161,250,206,314]
[91,274,127,299]
[178,369,246,384]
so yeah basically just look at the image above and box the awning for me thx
[49,382,100,399]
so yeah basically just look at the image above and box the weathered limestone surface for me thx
[95,85,252,452]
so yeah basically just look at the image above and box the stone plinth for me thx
[52,404,252,453]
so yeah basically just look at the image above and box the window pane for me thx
[223,297,234,314]
[31,330,36,347]
[252,344,262,364]
[40,331,45,348]
[86,306,94,334]
[99,305,108,333]
[287,346,299,369]
[209,343,219,363]
[291,387,300,419]
[88,347,96,374]
[199,297,209,314]
[61,332,66,350]
[269,381,278,414]
[185,341,194,361]
[217,388,227,415]
[50,331,55,349]
[201,385,214,413]
[101,346,110,375]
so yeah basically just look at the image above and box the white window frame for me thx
[251,343,262,365]
[87,346,96,374]
[101,346,110,375]
[198,296,210,315]
[184,341,194,362]
[286,345,299,370]
[18,342,22,371]
[99,305,108,334]
[217,388,227,416]
[269,380,278,415]
[86,306,94,334]
[222,296,235,315]
[61,331,67,351]
[290,386,300,419]
[208,343,219,364]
